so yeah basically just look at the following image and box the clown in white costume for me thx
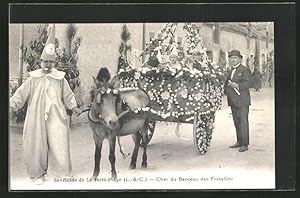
[10,24,82,185]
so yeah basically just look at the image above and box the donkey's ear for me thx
[92,76,99,86]
[110,76,120,89]
[96,93,102,103]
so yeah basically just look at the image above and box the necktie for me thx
[231,64,239,79]
[231,68,236,79]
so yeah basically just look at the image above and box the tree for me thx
[117,24,132,72]
[56,24,83,109]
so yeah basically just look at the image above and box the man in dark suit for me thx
[224,50,253,152]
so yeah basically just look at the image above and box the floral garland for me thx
[195,112,215,154]
[183,23,203,54]
[141,23,178,56]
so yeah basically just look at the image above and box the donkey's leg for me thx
[141,143,148,169]
[108,135,117,180]
[91,135,104,180]
[130,132,142,170]
[141,122,149,168]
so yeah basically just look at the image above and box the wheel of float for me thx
[193,112,214,155]
[193,112,202,154]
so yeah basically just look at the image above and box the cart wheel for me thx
[193,113,201,153]
[193,113,214,155]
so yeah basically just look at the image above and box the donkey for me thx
[88,68,150,180]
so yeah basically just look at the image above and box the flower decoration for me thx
[194,92,203,101]
[147,90,155,100]
[140,23,178,57]
[161,90,171,100]
[177,86,188,99]
[134,71,141,79]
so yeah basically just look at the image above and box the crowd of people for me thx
[247,54,274,90]
[251,57,274,91]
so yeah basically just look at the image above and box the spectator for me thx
[252,67,262,91]
[224,50,253,152]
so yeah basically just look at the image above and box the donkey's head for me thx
[92,85,120,130]
[90,67,123,130]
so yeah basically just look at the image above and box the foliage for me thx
[56,24,83,108]
[24,25,56,72]
[117,24,132,72]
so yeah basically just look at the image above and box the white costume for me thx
[10,68,77,178]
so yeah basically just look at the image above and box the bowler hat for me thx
[228,50,243,59]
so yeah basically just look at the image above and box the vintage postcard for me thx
[8,2,294,191]
[9,21,275,190]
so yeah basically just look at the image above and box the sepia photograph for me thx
[8,21,276,190]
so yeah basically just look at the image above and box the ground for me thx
[9,87,274,190]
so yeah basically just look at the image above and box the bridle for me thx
[88,102,105,124]
[88,87,120,125]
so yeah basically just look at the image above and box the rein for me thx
[87,103,105,124]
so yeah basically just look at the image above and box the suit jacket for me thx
[224,64,253,107]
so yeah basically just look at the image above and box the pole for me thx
[142,23,146,64]
[18,24,24,87]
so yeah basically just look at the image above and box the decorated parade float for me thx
[116,23,226,154]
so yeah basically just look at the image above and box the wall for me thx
[73,23,144,102]
[219,30,249,65]
[9,24,40,78]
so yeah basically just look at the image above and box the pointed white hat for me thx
[170,47,178,57]
[41,24,56,61]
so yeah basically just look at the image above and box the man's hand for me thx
[228,80,239,89]
[72,107,82,116]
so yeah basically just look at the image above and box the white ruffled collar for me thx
[29,68,65,79]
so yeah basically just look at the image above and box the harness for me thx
[86,93,130,159]
[87,103,105,124]
[87,86,111,124]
